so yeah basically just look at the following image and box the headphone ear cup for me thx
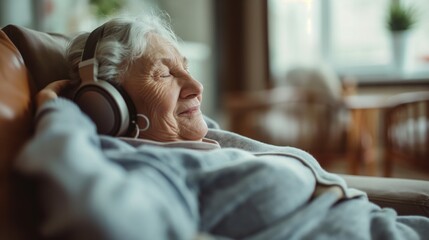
[73,81,130,136]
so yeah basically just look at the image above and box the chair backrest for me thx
[383,91,429,176]
[0,25,70,240]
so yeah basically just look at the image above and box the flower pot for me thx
[391,31,410,73]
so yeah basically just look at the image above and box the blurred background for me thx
[1,0,429,179]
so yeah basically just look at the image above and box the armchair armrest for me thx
[340,175,429,217]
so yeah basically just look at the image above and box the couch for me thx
[1,25,428,239]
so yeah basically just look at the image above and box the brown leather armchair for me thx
[0,25,428,239]
[0,25,70,240]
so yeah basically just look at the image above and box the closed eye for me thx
[161,73,172,78]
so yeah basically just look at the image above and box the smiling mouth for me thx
[179,106,200,116]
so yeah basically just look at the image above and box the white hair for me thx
[66,13,178,85]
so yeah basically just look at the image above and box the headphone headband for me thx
[81,25,105,61]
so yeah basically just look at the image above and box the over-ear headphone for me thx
[73,25,135,136]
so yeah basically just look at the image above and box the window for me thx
[328,0,391,69]
[269,0,429,84]
[268,0,321,80]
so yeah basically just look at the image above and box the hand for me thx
[36,80,71,109]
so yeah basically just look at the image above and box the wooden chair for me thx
[383,91,429,177]
[225,86,348,167]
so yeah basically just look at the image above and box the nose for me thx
[180,73,204,99]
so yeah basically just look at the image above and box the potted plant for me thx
[386,1,417,72]
[90,0,125,19]
[387,1,417,32]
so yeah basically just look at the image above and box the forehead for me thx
[144,34,181,62]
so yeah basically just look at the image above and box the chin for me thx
[182,119,208,141]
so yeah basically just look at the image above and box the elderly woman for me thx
[16,16,428,240]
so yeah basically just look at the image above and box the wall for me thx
[158,0,217,119]
[0,0,33,28]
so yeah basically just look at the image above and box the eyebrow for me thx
[159,57,188,66]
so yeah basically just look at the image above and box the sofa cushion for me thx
[2,25,71,95]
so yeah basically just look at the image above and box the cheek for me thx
[141,84,178,115]
[123,76,179,118]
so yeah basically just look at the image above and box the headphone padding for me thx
[73,81,130,136]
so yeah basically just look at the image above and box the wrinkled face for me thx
[121,33,208,142]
